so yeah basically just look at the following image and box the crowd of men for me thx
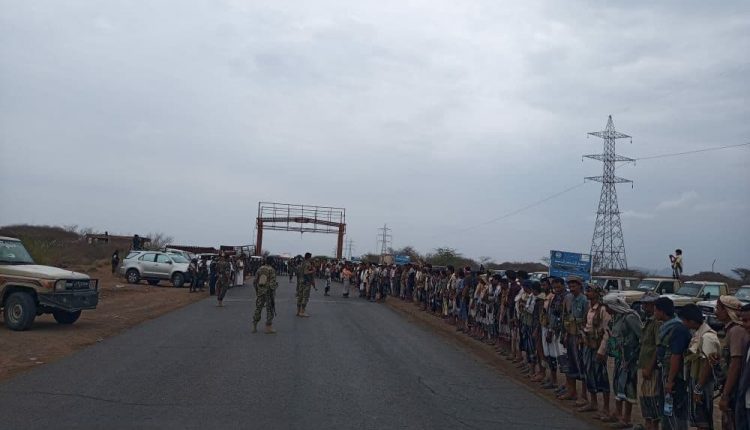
[310,261,749,430]
[186,252,249,304]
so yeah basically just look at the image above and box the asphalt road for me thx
[0,278,594,430]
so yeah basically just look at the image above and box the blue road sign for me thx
[394,255,411,265]
[549,250,592,282]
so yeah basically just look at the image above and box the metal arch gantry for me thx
[255,202,347,259]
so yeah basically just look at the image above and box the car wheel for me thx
[126,269,140,284]
[52,310,81,325]
[3,292,37,331]
[147,279,159,286]
[172,273,185,288]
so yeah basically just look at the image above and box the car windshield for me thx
[170,255,189,263]
[591,278,607,287]
[125,251,142,260]
[632,279,657,292]
[0,239,36,264]
[735,288,750,302]
[676,283,703,297]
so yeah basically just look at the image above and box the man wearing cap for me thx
[637,292,662,430]
[715,295,750,429]
[558,276,588,403]
[654,296,692,430]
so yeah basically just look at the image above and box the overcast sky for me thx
[1,1,748,274]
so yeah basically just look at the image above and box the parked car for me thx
[119,251,191,287]
[697,285,750,330]
[591,276,640,293]
[662,281,728,308]
[616,277,681,305]
[164,248,195,261]
[529,272,548,282]
[0,236,99,331]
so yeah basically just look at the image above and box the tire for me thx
[126,269,141,284]
[147,279,159,286]
[3,292,37,331]
[52,309,81,325]
[172,272,185,288]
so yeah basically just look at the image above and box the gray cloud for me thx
[0,0,748,274]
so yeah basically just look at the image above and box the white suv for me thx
[120,251,190,287]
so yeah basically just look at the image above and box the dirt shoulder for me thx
[0,268,207,382]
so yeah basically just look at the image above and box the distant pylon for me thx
[376,224,392,258]
[584,115,634,272]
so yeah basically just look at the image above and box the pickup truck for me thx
[1,236,99,331]
[697,284,750,330]
[662,281,728,309]
[591,276,641,293]
[615,277,681,305]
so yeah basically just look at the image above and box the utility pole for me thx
[584,115,633,272]
[376,224,392,260]
[345,239,354,260]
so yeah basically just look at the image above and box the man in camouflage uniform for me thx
[297,252,316,317]
[253,259,278,334]
[215,252,231,307]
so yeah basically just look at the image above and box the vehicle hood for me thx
[618,290,646,298]
[661,293,698,303]
[0,264,89,280]
[696,300,717,308]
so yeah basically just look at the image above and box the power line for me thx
[633,142,750,161]
[447,182,587,235]
[440,141,748,236]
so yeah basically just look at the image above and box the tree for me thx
[361,253,380,264]
[732,268,750,284]
[146,232,174,250]
[425,247,477,268]
[478,256,494,267]
[392,246,423,262]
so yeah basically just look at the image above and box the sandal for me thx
[608,422,632,429]
[557,393,577,401]
[576,405,598,413]
[599,415,619,423]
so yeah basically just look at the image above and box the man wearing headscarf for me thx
[542,277,568,392]
[716,295,750,429]
[579,284,612,421]
[603,294,642,428]
[680,304,720,430]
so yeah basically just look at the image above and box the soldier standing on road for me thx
[253,259,278,334]
[216,252,231,307]
[209,257,218,296]
[297,252,316,317]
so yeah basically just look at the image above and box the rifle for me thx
[269,288,276,317]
